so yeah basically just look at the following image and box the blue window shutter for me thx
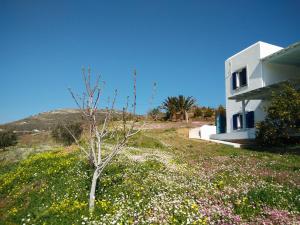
[232,73,237,90]
[240,114,243,129]
[233,114,237,130]
[246,111,254,128]
[240,68,247,86]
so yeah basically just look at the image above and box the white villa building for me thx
[209,41,300,142]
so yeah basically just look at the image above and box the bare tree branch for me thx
[62,123,89,157]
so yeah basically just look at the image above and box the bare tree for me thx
[67,67,142,212]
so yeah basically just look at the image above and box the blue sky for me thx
[0,0,299,124]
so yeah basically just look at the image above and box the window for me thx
[233,114,243,130]
[232,67,247,90]
[233,111,254,130]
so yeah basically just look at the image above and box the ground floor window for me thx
[233,111,254,130]
[233,114,243,130]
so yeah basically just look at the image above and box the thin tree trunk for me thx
[171,112,176,121]
[185,111,189,123]
[89,168,99,212]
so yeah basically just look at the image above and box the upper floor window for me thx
[232,67,247,90]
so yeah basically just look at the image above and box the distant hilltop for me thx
[0,108,123,133]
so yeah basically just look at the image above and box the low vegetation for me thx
[51,122,83,146]
[147,107,163,121]
[0,130,18,150]
[193,106,216,120]
[1,128,299,224]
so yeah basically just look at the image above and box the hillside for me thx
[0,109,209,134]
[0,109,122,133]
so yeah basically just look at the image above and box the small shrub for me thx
[203,107,214,119]
[0,130,18,149]
[193,107,203,118]
[193,106,216,120]
[147,107,163,121]
[51,123,83,146]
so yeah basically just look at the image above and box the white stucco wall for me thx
[225,43,260,134]
[224,42,283,135]
[262,63,300,86]
[189,125,216,140]
[259,42,283,59]
[189,127,201,139]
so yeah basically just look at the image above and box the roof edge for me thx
[261,41,300,62]
[226,41,283,62]
[225,42,261,62]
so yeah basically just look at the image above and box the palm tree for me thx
[162,96,178,121]
[176,95,195,123]
[162,95,195,122]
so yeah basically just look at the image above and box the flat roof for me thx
[262,42,300,67]
[225,41,282,62]
[229,79,300,101]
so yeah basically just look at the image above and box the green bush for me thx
[203,107,214,119]
[193,107,203,118]
[256,83,300,146]
[193,106,215,119]
[0,130,18,149]
[147,107,163,121]
[51,123,83,146]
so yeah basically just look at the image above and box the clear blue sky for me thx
[0,0,299,124]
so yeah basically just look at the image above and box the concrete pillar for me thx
[242,100,246,130]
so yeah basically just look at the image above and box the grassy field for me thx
[0,128,299,224]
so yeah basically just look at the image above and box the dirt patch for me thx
[140,121,210,130]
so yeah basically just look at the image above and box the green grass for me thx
[127,132,165,149]
[0,128,299,224]
[233,183,300,219]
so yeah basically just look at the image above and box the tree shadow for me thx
[243,143,300,155]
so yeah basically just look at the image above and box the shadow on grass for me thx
[244,143,300,155]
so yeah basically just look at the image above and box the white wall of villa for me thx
[262,63,300,86]
[211,41,300,141]
[225,42,280,134]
